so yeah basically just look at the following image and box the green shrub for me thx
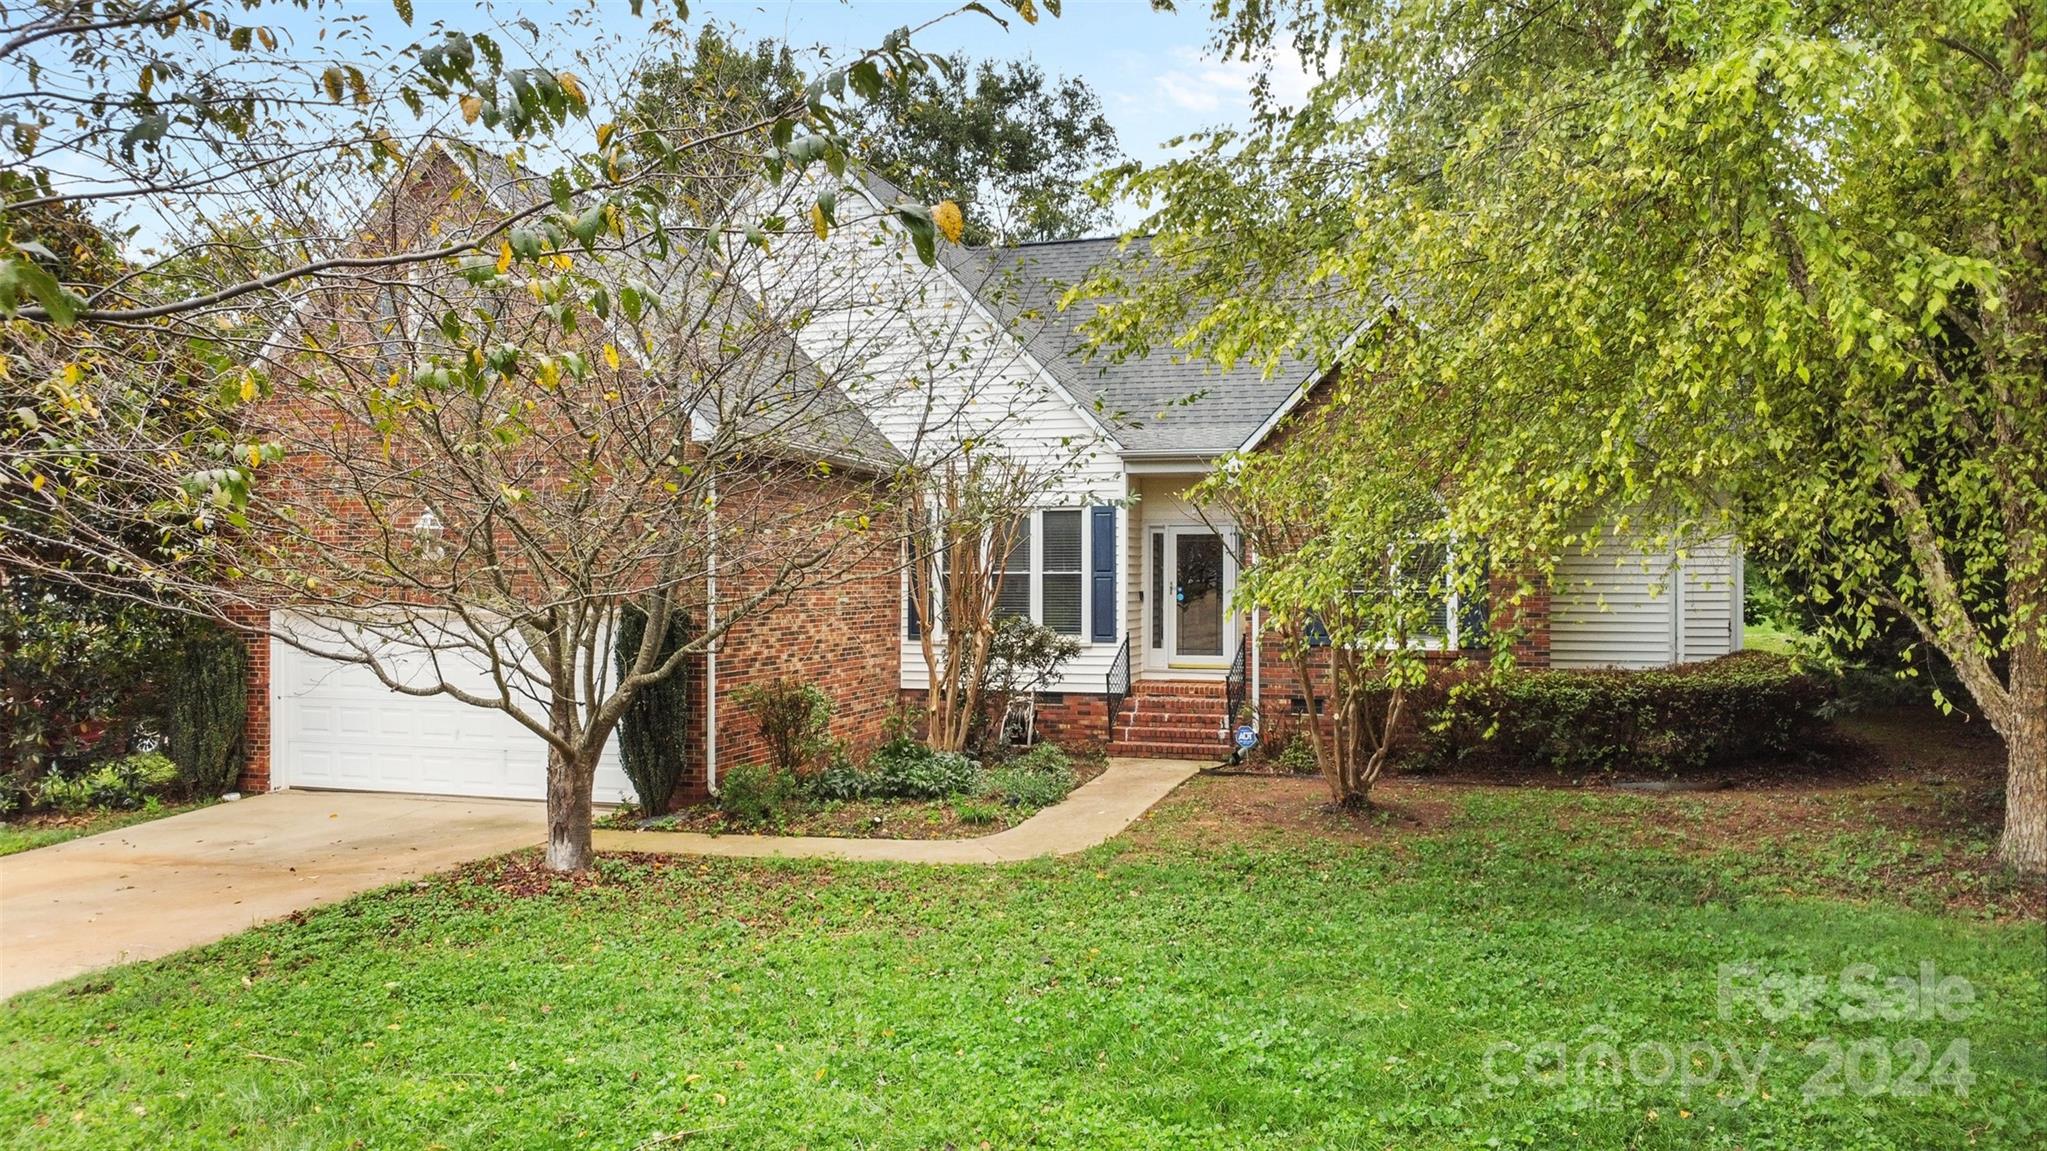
[1003,741,1072,777]
[867,737,983,799]
[803,746,874,802]
[1,579,181,783]
[1413,651,1833,776]
[1277,733,1319,776]
[986,763,1075,810]
[718,761,793,826]
[168,625,246,794]
[612,605,692,815]
[731,678,833,779]
[37,751,179,812]
[955,801,1003,826]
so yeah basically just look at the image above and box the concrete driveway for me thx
[1,790,543,1000]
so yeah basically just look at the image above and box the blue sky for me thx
[381,1,1302,166]
[705,1,1293,160]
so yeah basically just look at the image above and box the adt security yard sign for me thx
[1234,725,1259,751]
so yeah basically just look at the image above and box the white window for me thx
[905,508,1090,640]
[1040,509,1084,636]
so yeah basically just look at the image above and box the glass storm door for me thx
[1172,530,1226,661]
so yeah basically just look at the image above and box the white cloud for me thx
[1150,43,1323,118]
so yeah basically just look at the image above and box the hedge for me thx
[1411,651,1833,776]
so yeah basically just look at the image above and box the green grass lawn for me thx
[0,800,211,858]
[1743,618,1809,656]
[3,750,2041,1149]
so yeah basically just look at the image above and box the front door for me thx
[1167,527,1230,668]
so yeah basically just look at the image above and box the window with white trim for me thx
[904,509,1090,640]
[1040,510,1083,635]
[995,517,1031,620]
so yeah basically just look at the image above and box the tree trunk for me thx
[544,743,597,872]
[1997,650,2047,874]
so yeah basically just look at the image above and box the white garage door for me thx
[270,617,634,804]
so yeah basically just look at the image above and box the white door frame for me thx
[1144,523,1239,674]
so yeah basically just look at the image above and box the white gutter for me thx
[704,465,719,795]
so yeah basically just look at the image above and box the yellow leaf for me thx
[460,95,483,124]
[557,72,585,106]
[256,27,277,51]
[321,67,344,103]
[239,370,258,402]
[603,344,620,371]
[495,240,513,274]
[595,122,615,150]
[247,444,263,467]
[932,200,965,244]
[810,202,830,241]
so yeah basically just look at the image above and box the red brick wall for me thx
[708,472,901,785]
[894,688,1111,756]
[232,606,272,793]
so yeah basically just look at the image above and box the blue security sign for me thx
[1234,725,1259,750]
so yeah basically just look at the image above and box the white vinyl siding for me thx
[1550,528,1742,669]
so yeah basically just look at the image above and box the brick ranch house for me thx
[235,160,1741,807]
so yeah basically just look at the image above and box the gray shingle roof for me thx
[939,236,1319,454]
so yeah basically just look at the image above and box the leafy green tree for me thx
[1093,1,2047,871]
[1190,386,1495,808]
[852,53,1120,244]
[633,32,1121,245]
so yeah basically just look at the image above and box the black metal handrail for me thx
[1105,632,1131,742]
[1223,630,1250,743]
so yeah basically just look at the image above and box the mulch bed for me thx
[604,754,1109,842]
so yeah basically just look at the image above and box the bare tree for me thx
[0,1,1089,870]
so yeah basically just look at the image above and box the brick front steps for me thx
[1109,680,1230,762]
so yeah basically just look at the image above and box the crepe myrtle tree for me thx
[1088,1,2047,872]
[0,0,1068,871]
[1192,387,1499,809]
[905,450,1063,755]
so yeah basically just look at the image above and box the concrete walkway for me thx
[1,791,544,1000]
[594,757,1203,863]
[2,758,1202,1000]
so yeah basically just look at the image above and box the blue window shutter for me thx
[1090,506,1117,643]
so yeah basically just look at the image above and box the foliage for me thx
[910,453,1059,754]
[166,624,246,795]
[35,751,179,813]
[731,678,834,779]
[1189,395,1501,808]
[1094,0,2047,869]
[985,764,1075,810]
[953,799,1003,826]
[2,774,2041,1148]
[716,761,793,827]
[1002,741,1073,777]
[0,576,180,782]
[803,747,875,803]
[612,606,694,815]
[1,1,1066,875]
[985,616,1084,699]
[1414,653,1833,777]
[1275,732,1319,777]
[0,798,207,857]
[851,53,1121,244]
[867,737,985,800]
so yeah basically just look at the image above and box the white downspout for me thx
[704,467,719,795]
[1250,605,1262,734]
